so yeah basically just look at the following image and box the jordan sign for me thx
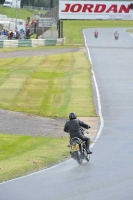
[59,1,133,20]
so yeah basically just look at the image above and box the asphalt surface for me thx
[1,28,133,200]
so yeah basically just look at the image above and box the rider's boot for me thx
[87,149,93,154]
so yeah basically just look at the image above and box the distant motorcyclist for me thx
[94,30,98,38]
[114,31,119,36]
[114,31,119,40]
[64,112,93,154]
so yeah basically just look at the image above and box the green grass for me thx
[0,133,69,182]
[0,4,47,20]
[0,52,96,117]
[0,45,78,52]
[126,29,133,33]
[30,33,37,39]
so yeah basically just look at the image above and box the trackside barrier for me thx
[3,40,18,48]
[45,39,57,46]
[0,38,66,48]
[18,39,32,47]
[32,39,44,47]
[0,41,4,48]
[56,38,66,45]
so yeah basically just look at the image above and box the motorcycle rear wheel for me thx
[84,149,90,162]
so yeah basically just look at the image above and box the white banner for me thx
[38,18,57,27]
[59,1,133,20]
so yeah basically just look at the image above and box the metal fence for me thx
[23,6,50,11]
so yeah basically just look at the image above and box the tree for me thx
[21,0,59,8]
[50,0,53,8]
[0,0,4,4]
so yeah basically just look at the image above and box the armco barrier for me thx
[0,38,66,48]
[45,39,57,46]
[18,39,32,47]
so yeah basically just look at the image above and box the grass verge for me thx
[0,49,95,182]
[0,133,70,182]
[125,29,133,33]
[0,51,96,117]
[0,4,47,20]
[0,45,79,53]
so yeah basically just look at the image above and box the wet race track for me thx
[1,28,133,200]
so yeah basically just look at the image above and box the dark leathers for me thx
[64,119,91,151]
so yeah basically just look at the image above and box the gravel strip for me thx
[0,109,67,137]
[0,48,81,58]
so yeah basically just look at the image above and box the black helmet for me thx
[69,112,77,120]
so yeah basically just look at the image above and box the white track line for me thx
[0,31,104,184]
[0,158,73,184]
[83,29,104,148]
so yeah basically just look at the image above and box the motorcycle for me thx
[68,129,90,164]
[114,34,119,40]
[94,32,98,38]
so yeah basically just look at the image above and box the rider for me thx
[64,112,93,154]
[94,30,98,37]
[114,31,119,36]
